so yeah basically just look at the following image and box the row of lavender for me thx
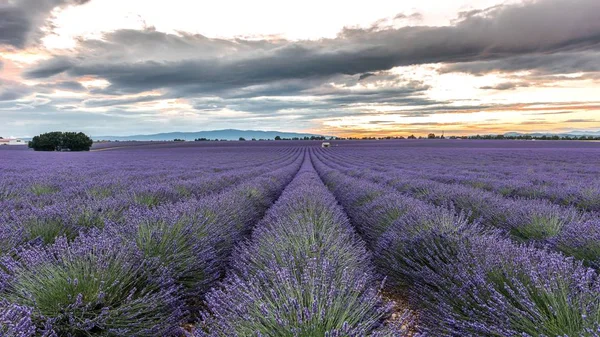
[0,146,303,336]
[311,149,600,336]
[321,142,600,212]
[196,155,408,336]
[0,145,297,206]
[0,147,301,256]
[315,147,600,269]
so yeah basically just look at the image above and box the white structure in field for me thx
[321,142,331,148]
[0,138,27,145]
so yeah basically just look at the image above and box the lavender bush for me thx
[0,144,302,257]
[555,219,600,268]
[198,157,406,336]
[314,146,597,267]
[0,231,186,336]
[0,301,56,337]
[413,236,600,336]
[103,156,302,314]
[312,146,600,336]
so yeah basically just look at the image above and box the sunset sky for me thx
[1,0,599,137]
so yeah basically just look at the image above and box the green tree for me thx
[62,132,94,151]
[29,131,63,151]
[274,136,281,140]
[29,132,93,151]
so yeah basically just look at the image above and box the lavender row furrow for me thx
[0,150,304,336]
[196,153,410,336]
[0,149,302,256]
[0,147,300,207]
[314,148,600,269]
[317,143,600,211]
[311,151,600,337]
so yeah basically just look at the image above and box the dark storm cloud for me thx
[0,0,90,48]
[24,56,75,78]
[319,91,433,107]
[83,95,166,108]
[220,79,320,99]
[52,81,87,92]
[393,12,424,21]
[0,79,32,101]
[480,82,529,90]
[0,80,87,102]
[23,0,600,96]
[36,81,87,93]
[187,83,435,116]
[192,95,426,116]
[358,73,376,81]
[0,5,31,48]
[440,51,600,75]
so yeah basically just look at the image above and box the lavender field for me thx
[1,140,600,336]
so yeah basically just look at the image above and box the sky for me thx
[0,0,599,138]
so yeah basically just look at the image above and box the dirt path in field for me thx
[90,143,171,151]
[90,147,124,152]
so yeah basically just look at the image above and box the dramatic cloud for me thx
[48,81,87,92]
[440,52,600,75]
[393,12,424,22]
[83,95,164,108]
[480,82,529,90]
[24,0,600,95]
[0,0,90,48]
[2,0,600,137]
[0,78,32,101]
[358,73,376,81]
[24,56,74,78]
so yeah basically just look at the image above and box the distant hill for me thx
[504,130,600,137]
[93,129,328,141]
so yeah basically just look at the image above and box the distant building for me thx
[0,138,26,145]
[321,142,331,148]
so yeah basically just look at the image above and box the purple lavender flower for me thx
[0,301,56,337]
[0,231,187,336]
[555,219,600,268]
[311,146,600,337]
[199,155,405,336]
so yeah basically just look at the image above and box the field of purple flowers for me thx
[1,140,599,336]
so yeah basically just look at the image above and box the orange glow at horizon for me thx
[312,106,600,137]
